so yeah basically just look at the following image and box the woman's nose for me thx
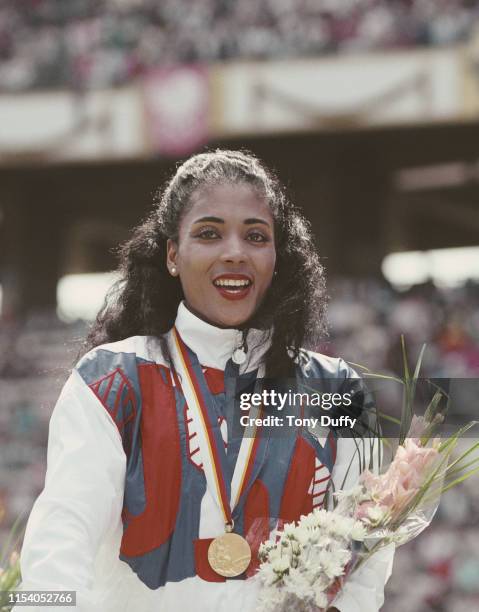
[220,235,248,263]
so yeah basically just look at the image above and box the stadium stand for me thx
[0,0,478,91]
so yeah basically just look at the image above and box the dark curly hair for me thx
[83,149,328,377]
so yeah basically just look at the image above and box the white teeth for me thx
[214,279,251,288]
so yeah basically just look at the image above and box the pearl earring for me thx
[170,266,177,276]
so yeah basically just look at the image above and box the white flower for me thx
[351,521,367,541]
[282,522,298,538]
[334,484,363,502]
[318,534,334,548]
[327,516,354,539]
[312,508,335,528]
[258,507,367,609]
[295,526,313,546]
[336,547,352,567]
[258,563,278,587]
[259,540,275,557]
[289,539,301,555]
[300,512,321,529]
[301,552,322,574]
[317,547,349,579]
[335,485,372,516]
[267,547,284,563]
[283,567,314,599]
[367,505,387,523]
[271,557,290,573]
[308,527,322,544]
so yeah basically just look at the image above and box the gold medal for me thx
[208,532,252,578]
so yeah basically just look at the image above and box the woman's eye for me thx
[247,231,268,243]
[197,228,220,240]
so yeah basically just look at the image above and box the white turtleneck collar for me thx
[173,301,272,373]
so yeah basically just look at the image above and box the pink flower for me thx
[354,500,390,525]
[357,438,439,523]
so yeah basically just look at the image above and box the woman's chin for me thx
[208,304,259,329]
[210,311,252,329]
[185,301,253,329]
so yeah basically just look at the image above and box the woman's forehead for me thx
[184,182,273,223]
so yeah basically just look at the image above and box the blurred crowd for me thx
[0,278,479,610]
[325,278,479,377]
[0,0,478,92]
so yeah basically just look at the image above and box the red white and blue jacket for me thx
[17,302,395,612]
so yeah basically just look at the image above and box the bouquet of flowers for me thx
[256,341,479,611]
[257,509,367,611]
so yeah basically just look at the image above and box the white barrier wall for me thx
[212,47,464,136]
[0,87,145,163]
[0,46,475,163]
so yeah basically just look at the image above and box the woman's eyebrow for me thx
[193,216,224,224]
[244,218,270,227]
[192,216,271,227]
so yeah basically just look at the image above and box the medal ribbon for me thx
[169,327,261,526]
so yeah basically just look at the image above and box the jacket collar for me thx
[173,301,271,373]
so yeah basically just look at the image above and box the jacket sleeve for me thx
[15,368,126,612]
[329,360,395,612]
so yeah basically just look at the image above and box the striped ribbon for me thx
[169,327,261,527]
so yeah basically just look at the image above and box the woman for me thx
[18,150,394,611]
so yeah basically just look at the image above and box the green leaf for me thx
[445,440,479,475]
[423,390,444,424]
[438,421,478,452]
[445,455,479,479]
[363,372,404,385]
[347,361,370,372]
[398,338,425,445]
[412,343,426,383]
[339,437,363,490]
[0,511,25,568]
[377,411,401,425]
[441,465,479,494]
[401,335,410,383]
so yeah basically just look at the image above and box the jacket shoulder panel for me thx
[74,336,169,435]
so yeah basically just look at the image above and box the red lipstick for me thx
[212,274,253,301]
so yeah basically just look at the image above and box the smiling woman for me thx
[82,149,327,378]
[16,150,394,612]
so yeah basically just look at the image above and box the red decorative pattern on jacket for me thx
[89,367,137,433]
[183,366,227,471]
[308,458,331,509]
[121,364,182,556]
[279,436,317,522]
